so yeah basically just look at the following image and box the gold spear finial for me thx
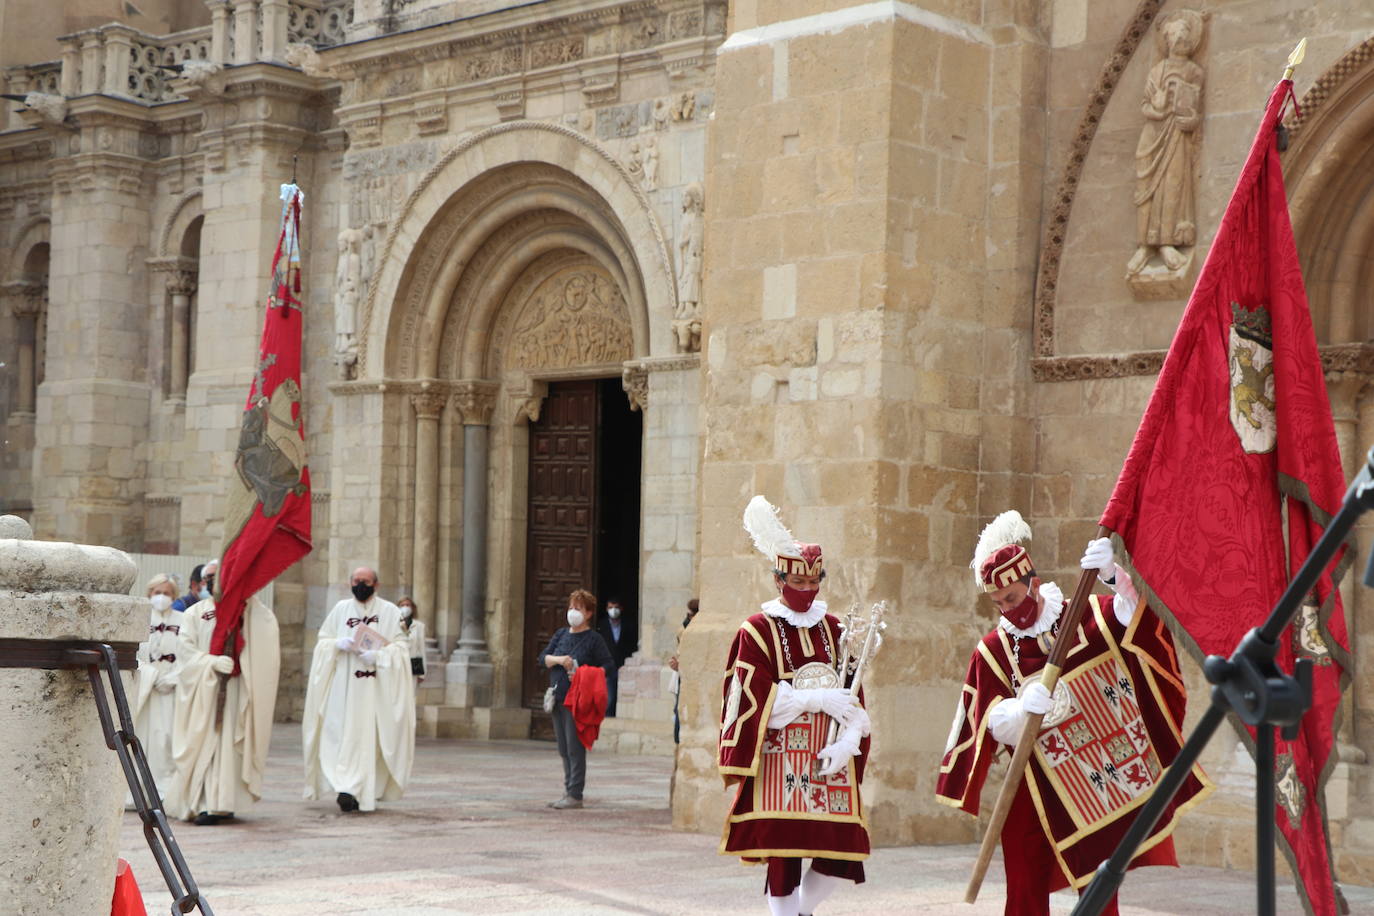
[1283,38,1308,81]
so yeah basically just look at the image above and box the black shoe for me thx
[193,812,221,826]
[336,792,359,812]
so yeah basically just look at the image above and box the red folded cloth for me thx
[564,664,607,749]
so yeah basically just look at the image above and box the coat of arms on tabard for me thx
[1275,751,1306,831]
[1228,302,1277,454]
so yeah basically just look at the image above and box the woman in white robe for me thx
[131,573,184,804]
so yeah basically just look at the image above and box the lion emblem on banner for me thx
[1228,301,1276,454]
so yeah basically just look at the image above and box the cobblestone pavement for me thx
[119,725,1371,915]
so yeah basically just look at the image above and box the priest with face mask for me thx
[719,496,872,916]
[303,566,415,813]
[935,511,1211,916]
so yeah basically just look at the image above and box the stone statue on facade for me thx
[334,227,363,379]
[1127,10,1205,294]
[674,182,704,353]
[642,135,659,190]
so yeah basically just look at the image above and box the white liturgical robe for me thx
[303,596,415,811]
[132,600,185,798]
[166,597,280,819]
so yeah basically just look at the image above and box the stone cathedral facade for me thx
[4,0,1374,879]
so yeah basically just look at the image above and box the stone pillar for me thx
[0,515,145,912]
[101,27,135,98]
[208,0,232,65]
[444,381,498,708]
[259,0,289,62]
[234,1,259,65]
[409,384,446,637]
[79,33,103,95]
[59,41,80,97]
[3,282,44,416]
[167,270,196,402]
[1327,371,1366,758]
[1354,381,1374,760]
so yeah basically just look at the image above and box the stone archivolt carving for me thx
[1127,10,1206,297]
[361,121,674,377]
[507,265,633,371]
[673,182,704,353]
[671,90,696,122]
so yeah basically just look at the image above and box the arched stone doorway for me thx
[335,122,695,742]
[1284,35,1374,771]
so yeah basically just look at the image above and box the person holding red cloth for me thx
[719,496,872,916]
[538,589,614,810]
[936,511,1212,916]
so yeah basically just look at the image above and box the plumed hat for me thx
[970,510,1034,592]
[742,495,823,577]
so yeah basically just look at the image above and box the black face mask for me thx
[352,582,376,603]
[683,613,695,628]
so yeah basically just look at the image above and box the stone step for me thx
[596,715,675,757]
[417,704,531,740]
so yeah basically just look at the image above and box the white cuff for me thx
[1106,563,1139,625]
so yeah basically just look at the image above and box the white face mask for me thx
[198,587,211,600]
[150,594,172,612]
[607,607,621,620]
[566,609,585,628]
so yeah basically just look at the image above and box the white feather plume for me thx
[970,510,1032,587]
[743,495,796,562]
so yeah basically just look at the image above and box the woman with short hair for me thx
[537,588,614,809]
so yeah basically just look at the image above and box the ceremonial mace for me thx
[964,527,1107,902]
[827,602,887,750]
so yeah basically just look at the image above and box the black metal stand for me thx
[1073,445,1374,916]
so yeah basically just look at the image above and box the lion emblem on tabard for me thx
[222,378,307,545]
[1228,302,1276,454]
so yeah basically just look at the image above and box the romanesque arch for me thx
[360,121,674,379]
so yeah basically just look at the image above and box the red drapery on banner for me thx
[1099,80,1352,916]
[211,183,313,668]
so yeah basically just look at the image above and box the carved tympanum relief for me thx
[1127,9,1206,299]
[507,265,633,370]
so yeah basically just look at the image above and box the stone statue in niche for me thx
[642,135,659,190]
[334,227,363,379]
[673,182,704,353]
[1127,9,1206,297]
[625,139,644,185]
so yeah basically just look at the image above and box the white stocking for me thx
[798,868,842,915]
[766,890,799,916]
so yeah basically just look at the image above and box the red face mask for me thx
[781,584,819,613]
[1001,587,1040,630]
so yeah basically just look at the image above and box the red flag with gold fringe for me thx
[1099,80,1352,915]
[211,183,313,669]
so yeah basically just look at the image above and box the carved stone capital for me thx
[167,269,198,298]
[2,281,46,318]
[510,380,548,425]
[453,380,499,426]
[621,363,649,412]
[1324,370,1366,421]
[410,385,448,420]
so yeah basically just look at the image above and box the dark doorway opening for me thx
[522,377,641,739]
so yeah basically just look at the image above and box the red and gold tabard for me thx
[719,610,871,862]
[936,595,1212,889]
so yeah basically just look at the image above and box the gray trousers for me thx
[551,703,586,800]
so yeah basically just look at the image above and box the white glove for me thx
[335,636,356,653]
[1022,681,1053,716]
[210,655,235,675]
[844,704,872,738]
[359,649,378,666]
[816,726,863,778]
[154,673,177,694]
[798,687,858,722]
[1081,538,1115,577]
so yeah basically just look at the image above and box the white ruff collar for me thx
[997,581,1064,639]
[761,597,828,628]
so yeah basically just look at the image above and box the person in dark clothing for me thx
[596,596,638,717]
[537,588,614,809]
[171,560,217,612]
[670,598,698,743]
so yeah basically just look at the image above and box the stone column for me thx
[167,270,197,402]
[59,41,80,96]
[3,282,44,417]
[1327,371,1366,758]
[446,380,498,707]
[259,0,289,62]
[0,515,145,912]
[101,27,135,98]
[79,33,103,96]
[234,1,259,65]
[208,0,231,65]
[409,384,447,638]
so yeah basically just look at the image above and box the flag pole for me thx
[964,525,1108,903]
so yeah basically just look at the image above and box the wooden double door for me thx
[522,378,641,736]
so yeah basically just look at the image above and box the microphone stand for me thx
[1073,445,1374,916]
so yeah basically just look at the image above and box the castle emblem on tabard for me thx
[1228,301,1276,454]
